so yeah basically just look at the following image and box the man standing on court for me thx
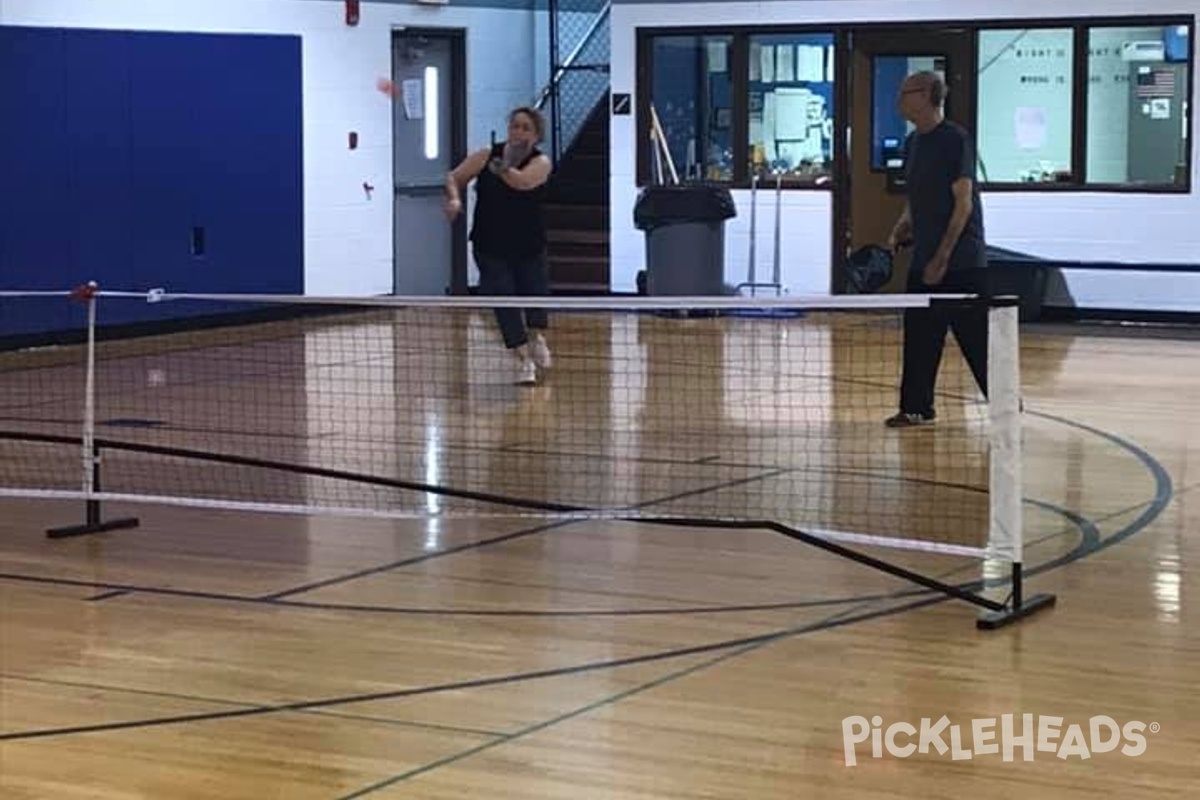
[884,70,989,428]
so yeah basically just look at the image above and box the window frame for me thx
[1078,18,1194,193]
[972,15,1194,193]
[636,24,840,191]
[635,14,1195,193]
[638,31,740,183]
[970,23,1080,191]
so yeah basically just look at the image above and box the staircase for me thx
[536,0,611,294]
[544,95,610,293]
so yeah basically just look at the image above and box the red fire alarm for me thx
[345,0,360,25]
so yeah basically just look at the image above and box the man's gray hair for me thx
[911,70,947,106]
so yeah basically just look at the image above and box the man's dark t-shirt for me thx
[902,120,986,279]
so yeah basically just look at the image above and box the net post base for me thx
[975,562,1056,630]
[976,592,1057,630]
[47,499,140,539]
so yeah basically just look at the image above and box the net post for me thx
[46,285,140,540]
[977,296,1055,629]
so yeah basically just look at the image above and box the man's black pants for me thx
[899,268,990,416]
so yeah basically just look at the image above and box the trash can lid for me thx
[633,182,737,230]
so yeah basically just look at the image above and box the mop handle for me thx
[748,173,758,296]
[773,173,782,293]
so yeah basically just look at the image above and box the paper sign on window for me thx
[1014,106,1047,150]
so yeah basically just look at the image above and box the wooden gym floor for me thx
[0,308,1197,798]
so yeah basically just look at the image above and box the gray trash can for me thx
[633,184,737,296]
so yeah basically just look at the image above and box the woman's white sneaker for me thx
[516,357,537,385]
[531,335,552,369]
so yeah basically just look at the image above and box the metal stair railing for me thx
[534,0,611,163]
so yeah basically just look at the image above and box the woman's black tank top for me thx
[469,142,547,259]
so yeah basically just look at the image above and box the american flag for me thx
[1135,68,1176,98]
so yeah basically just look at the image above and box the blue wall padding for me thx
[0,26,303,339]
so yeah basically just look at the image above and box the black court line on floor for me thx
[0,411,771,474]
[0,399,983,474]
[0,415,345,442]
[326,427,1183,799]
[0,317,973,472]
[259,518,578,601]
[0,490,1089,618]
[263,466,791,600]
[0,395,1135,616]
[0,458,1098,616]
[0,387,1174,747]
[0,418,1170,747]
[331,593,949,800]
[59,489,1113,617]
[86,589,130,602]
[0,316,1180,777]
[0,429,589,516]
[0,464,1145,747]
[0,425,802,603]
[0,501,1113,753]
[257,491,1090,608]
[0,355,995,542]
[0,590,966,744]
[245,401,1079,600]
[6,451,1074,617]
[247,505,1099,619]
[0,673,507,740]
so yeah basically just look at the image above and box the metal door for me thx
[392,30,464,295]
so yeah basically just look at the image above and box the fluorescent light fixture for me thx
[424,66,438,160]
